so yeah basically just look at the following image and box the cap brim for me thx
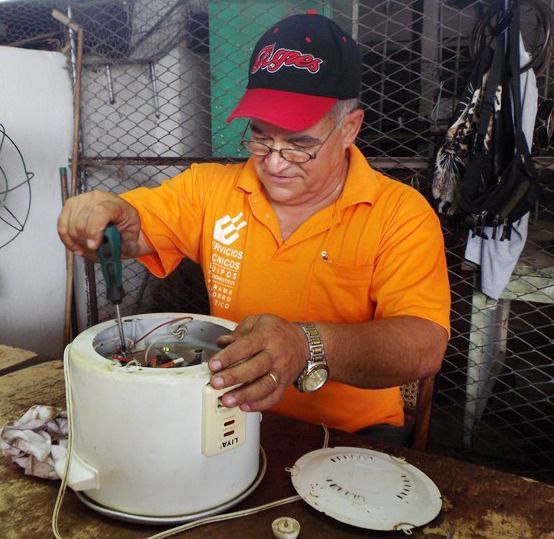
[226,88,337,131]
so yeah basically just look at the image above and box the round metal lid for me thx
[289,447,442,534]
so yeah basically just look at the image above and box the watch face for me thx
[303,365,329,392]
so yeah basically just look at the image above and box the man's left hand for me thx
[208,314,307,412]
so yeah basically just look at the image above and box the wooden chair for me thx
[400,376,435,451]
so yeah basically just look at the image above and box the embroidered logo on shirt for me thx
[213,212,247,246]
[209,213,246,311]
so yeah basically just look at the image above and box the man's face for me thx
[247,114,350,208]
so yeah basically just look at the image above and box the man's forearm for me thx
[317,316,448,388]
[207,314,448,413]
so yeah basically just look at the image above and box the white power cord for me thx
[145,425,330,539]
[51,350,73,539]
[50,348,331,538]
[145,491,301,539]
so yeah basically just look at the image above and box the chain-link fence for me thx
[3,0,552,482]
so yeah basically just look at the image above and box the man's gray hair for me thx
[328,98,360,122]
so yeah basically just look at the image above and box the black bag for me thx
[432,0,540,240]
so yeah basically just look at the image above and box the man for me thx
[58,12,450,441]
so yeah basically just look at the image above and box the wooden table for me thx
[1,359,553,539]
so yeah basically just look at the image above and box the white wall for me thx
[0,46,73,358]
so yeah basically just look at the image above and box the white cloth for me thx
[0,405,67,480]
[464,36,537,300]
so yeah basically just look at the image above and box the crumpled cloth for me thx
[0,405,68,480]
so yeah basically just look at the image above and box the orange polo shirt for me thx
[121,145,450,432]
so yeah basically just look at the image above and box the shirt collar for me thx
[236,158,261,194]
[235,144,379,208]
[336,145,378,209]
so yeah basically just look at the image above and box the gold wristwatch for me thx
[295,323,329,392]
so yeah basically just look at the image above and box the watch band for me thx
[298,323,326,363]
[295,323,329,392]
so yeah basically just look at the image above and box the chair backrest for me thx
[400,376,435,451]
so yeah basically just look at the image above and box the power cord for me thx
[146,491,301,539]
[145,425,329,539]
[51,350,73,539]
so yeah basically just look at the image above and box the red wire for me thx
[133,316,193,346]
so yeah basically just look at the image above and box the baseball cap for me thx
[226,12,362,131]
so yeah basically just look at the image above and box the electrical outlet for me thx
[201,384,246,456]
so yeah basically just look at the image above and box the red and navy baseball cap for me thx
[226,12,362,131]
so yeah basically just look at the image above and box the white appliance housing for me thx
[58,313,261,519]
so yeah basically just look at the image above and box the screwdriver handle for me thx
[97,224,124,305]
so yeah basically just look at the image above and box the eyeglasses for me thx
[239,121,338,164]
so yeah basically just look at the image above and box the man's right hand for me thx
[57,190,149,259]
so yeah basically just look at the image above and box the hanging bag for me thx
[459,0,540,240]
[432,0,540,240]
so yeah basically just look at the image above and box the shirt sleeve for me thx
[120,164,209,278]
[370,189,451,335]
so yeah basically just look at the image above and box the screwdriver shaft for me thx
[115,304,126,352]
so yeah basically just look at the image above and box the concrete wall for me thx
[0,46,73,358]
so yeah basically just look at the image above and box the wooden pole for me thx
[59,167,73,344]
[52,9,84,345]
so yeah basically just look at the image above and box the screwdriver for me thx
[97,224,127,353]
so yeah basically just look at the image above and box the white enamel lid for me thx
[289,446,442,534]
